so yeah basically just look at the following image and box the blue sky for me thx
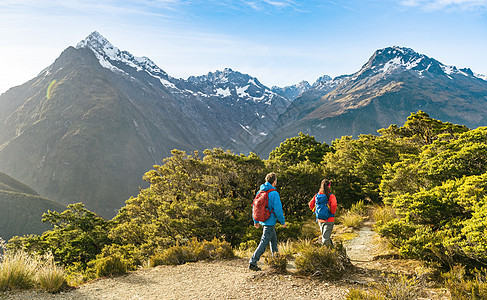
[0,0,486,93]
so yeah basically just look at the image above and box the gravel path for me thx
[3,220,450,299]
[343,220,378,265]
[3,259,352,299]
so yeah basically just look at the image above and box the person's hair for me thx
[265,172,277,184]
[319,179,331,196]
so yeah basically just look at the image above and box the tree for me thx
[268,132,330,166]
[322,134,410,207]
[379,110,469,147]
[8,203,111,267]
[110,149,268,251]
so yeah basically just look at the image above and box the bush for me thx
[37,253,66,293]
[443,265,487,300]
[264,252,287,274]
[295,243,351,279]
[200,238,234,260]
[94,255,128,277]
[98,244,145,271]
[0,251,37,291]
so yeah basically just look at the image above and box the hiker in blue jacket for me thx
[249,172,286,271]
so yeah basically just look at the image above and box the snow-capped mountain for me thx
[272,80,311,101]
[75,31,172,85]
[355,46,486,81]
[0,32,290,218]
[1,32,486,219]
[256,46,487,154]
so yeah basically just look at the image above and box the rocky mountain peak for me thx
[76,31,169,81]
[352,45,485,81]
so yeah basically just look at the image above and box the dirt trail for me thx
[343,220,378,265]
[3,219,448,299]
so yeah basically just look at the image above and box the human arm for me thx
[271,191,286,226]
[309,195,316,212]
[329,194,337,215]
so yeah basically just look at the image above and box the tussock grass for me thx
[345,273,427,300]
[277,240,294,259]
[294,243,352,279]
[372,205,396,227]
[338,212,364,228]
[0,251,37,291]
[150,238,234,267]
[350,200,368,216]
[0,244,66,293]
[345,288,386,300]
[264,252,287,274]
[443,265,487,300]
[37,253,66,293]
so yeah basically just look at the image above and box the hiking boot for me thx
[248,264,261,271]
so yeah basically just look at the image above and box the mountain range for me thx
[0,31,486,219]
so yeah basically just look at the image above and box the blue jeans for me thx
[249,225,278,265]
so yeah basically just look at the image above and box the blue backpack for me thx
[315,193,334,220]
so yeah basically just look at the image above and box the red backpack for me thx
[252,188,275,222]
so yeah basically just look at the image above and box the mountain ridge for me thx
[0,32,486,218]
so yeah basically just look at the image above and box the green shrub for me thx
[275,222,302,241]
[99,244,144,271]
[264,252,287,274]
[238,240,257,252]
[200,238,234,260]
[295,243,351,279]
[0,251,37,291]
[150,245,194,267]
[37,253,65,293]
[94,255,128,277]
[443,265,487,300]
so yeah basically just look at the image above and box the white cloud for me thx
[400,0,487,10]
[242,0,298,11]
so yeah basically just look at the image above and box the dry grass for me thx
[0,251,38,291]
[338,211,364,228]
[37,253,66,293]
[0,249,66,293]
[372,205,396,226]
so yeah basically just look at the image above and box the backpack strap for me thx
[266,188,276,215]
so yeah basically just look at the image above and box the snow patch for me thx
[441,65,455,75]
[475,73,487,81]
[215,87,231,97]
[381,57,402,73]
[236,85,250,98]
